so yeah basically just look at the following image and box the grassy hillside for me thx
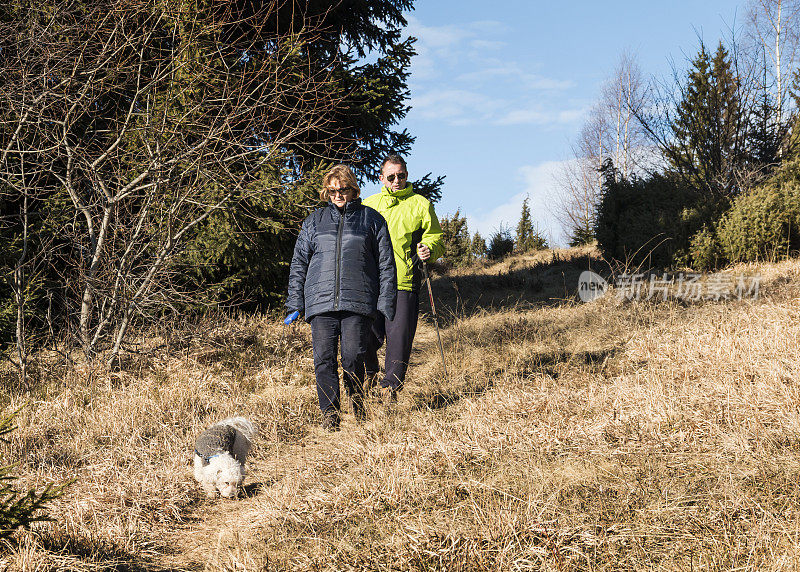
[3,247,800,570]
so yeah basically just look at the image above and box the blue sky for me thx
[395,1,746,245]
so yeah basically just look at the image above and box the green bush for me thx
[487,227,514,260]
[715,159,800,264]
[595,162,707,269]
[688,226,723,270]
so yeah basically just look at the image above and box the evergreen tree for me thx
[223,0,444,201]
[515,195,548,252]
[748,54,788,171]
[515,196,534,252]
[487,226,514,260]
[439,210,472,267]
[184,0,445,308]
[668,42,745,198]
[471,231,486,259]
[569,223,595,247]
[594,160,704,268]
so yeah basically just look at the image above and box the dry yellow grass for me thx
[3,248,800,570]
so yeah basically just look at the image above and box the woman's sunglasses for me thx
[385,172,408,183]
[327,187,356,196]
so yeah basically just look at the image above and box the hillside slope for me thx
[3,247,800,570]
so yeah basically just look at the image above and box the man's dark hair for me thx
[380,154,407,173]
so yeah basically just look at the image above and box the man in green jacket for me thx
[363,154,444,402]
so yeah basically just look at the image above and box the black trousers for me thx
[310,311,372,413]
[365,290,419,391]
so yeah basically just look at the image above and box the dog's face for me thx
[215,467,243,498]
[205,454,245,498]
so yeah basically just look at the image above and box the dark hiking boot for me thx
[321,408,340,432]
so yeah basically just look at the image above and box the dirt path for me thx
[158,430,343,569]
[157,323,439,569]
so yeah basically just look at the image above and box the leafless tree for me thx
[746,0,800,127]
[601,51,651,178]
[553,52,652,244]
[0,0,343,367]
[551,156,599,245]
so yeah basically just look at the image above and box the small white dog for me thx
[193,417,257,498]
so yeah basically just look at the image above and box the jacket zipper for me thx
[333,207,344,310]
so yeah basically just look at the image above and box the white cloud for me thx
[405,16,577,128]
[409,89,585,128]
[405,16,470,49]
[409,89,507,124]
[522,76,575,91]
[494,105,586,126]
[465,160,570,246]
[456,61,573,92]
[467,20,509,36]
[469,39,505,52]
[405,16,488,80]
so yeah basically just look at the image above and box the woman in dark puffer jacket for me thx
[286,165,396,430]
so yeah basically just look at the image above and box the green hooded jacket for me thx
[362,184,444,292]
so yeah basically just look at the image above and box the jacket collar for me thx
[327,197,362,215]
[380,184,414,199]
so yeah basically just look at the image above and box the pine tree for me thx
[569,224,595,247]
[234,0,444,201]
[471,231,486,259]
[516,196,534,252]
[439,210,471,267]
[165,0,444,308]
[594,159,703,268]
[668,42,745,198]
[749,56,784,171]
[515,196,548,252]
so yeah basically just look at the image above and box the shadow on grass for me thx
[243,480,269,497]
[411,346,621,412]
[521,347,620,379]
[412,374,496,411]
[424,252,613,326]
[30,530,184,572]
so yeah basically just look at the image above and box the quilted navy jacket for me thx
[286,199,396,321]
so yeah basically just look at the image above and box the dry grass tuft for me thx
[3,249,800,570]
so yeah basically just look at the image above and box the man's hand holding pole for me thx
[417,243,431,261]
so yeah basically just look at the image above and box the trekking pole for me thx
[419,259,449,382]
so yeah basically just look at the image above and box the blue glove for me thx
[284,311,300,325]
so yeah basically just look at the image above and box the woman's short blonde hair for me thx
[320,164,361,201]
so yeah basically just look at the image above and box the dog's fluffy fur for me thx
[193,417,257,498]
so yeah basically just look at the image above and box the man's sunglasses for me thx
[385,172,408,183]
